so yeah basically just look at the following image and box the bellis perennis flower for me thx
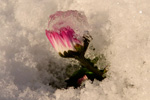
[45,10,90,57]
[46,26,84,56]
[45,10,106,88]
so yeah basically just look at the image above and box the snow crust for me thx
[0,0,150,100]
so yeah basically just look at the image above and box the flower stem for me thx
[75,56,104,80]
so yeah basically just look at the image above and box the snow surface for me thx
[0,0,150,100]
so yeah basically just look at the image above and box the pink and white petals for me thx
[45,10,88,56]
[77,75,88,86]
[46,27,83,55]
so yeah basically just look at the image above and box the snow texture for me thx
[0,0,150,100]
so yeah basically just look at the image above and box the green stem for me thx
[75,56,103,79]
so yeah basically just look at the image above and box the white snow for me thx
[0,0,150,100]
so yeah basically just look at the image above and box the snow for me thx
[0,0,150,100]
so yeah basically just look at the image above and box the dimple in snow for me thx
[46,10,106,87]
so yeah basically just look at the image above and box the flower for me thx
[77,75,88,86]
[46,26,83,56]
[46,10,90,57]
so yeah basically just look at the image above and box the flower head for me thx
[77,75,88,86]
[46,10,90,57]
[46,26,83,56]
